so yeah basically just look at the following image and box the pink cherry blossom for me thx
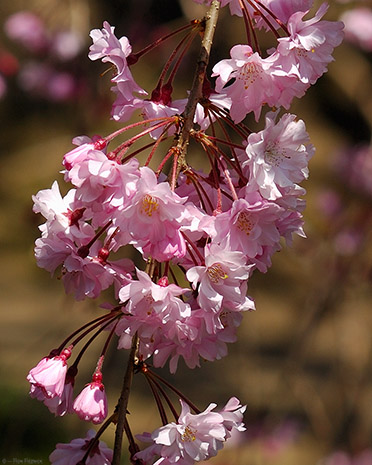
[152,308,243,373]
[44,368,76,416]
[212,44,280,122]
[73,373,108,424]
[27,349,71,399]
[62,135,106,175]
[118,269,190,320]
[135,398,246,464]
[219,396,246,437]
[271,4,344,85]
[242,112,314,200]
[62,240,133,301]
[186,243,255,313]
[35,233,133,300]
[32,181,92,240]
[116,270,247,373]
[49,429,113,465]
[89,21,146,105]
[212,193,283,268]
[116,269,191,363]
[254,0,314,30]
[115,166,187,261]
[68,153,141,212]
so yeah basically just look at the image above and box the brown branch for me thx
[112,334,139,465]
[174,0,221,181]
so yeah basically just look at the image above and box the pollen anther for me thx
[207,263,229,283]
[141,194,159,217]
[181,426,197,442]
[236,211,253,235]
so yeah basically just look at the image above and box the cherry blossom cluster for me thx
[28,1,343,464]
[87,1,343,124]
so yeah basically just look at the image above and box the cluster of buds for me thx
[28,1,344,464]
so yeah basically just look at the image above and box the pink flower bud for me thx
[27,350,71,399]
[73,375,108,424]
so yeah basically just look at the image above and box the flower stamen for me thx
[141,194,159,217]
[207,263,229,283]
[181,425,197,442]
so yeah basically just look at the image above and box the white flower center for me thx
[264,142,289,167]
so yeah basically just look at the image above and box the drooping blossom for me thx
[73,372,108,424]
[43,366,76,417]
[32,181,91,240]
[114,166,187,261]
[49,429,113,465]
[212,193,283,270]
[241,112,314,200]
[27,349,72,400]
[254,0,314,30]
[65,151,141,216]
[186,243,255,313]
[62,135,106,173]
[212,44,280,122]
[151,308,243,373]
[35,232,134,300]
[116,269,191,360]
[115,270,247,373]
[271,4,344,85]
[135,398,246,465]
[89,21,146,117]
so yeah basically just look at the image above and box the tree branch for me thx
[174,0,221,180]
[112,334,139,465]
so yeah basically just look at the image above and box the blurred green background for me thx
[1,1,372,464]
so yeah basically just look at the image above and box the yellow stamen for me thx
[181,426,197,442]
[236,211,253,236]
[141,194,159,217]
[207,263,229,283]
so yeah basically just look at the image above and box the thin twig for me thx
[112,334,139,465]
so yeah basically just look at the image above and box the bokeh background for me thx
[1,1,372,464]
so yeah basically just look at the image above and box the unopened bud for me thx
[157,276,169,287]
